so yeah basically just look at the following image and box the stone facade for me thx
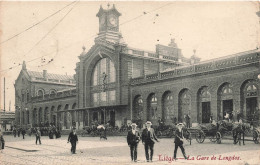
[15,5,260,130]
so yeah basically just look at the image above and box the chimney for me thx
[43,70,47,79]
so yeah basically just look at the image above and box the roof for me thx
[27,70,74,81]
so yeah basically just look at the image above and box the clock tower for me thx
[95,4,125,45]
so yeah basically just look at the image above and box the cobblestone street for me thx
[0,135,259,165]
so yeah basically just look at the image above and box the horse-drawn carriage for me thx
[194,120,259,145]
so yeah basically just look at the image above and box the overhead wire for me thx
[0,1,77,45]
[0,1,80,73]
[0,2,172,73]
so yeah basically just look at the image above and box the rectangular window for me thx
[109,90,116,102]
[100,92,107,102]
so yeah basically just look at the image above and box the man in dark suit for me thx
[174,123,187,160]
[68,128,78,154]
[127,123,140,162]
[142,121,159,162]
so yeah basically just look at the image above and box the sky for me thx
[0,1,259,111]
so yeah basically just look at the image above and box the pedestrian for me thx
[18,128,20,137]
[22,129,26,139]
[35,128,41,145]
[185,114,191,128]
[13,128,16,138]
[127,123,140,162]
[141,121,159,162]
[0,129,5,153]
[67,128,78,154]
[173,123,187,160]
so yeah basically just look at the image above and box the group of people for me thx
[12,128,27,139]
[127,121,187,162]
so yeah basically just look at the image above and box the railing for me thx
[123,47,178,62]
[131,50,259,85]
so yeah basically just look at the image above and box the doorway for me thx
[110,111,115,127]
[101,111,104,124]
[202,102,211,123]
[93,112,98,122]
[52,115,56,126]
[223,100,233,119]
[246,97,257,122]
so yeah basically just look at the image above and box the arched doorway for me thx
[241,80,259,126]
[198,87,211,123]
[162,91,174,122]
[38,107,42,126]
[217,83,233,120]
[133,95,143,128]
[147,93,158,121]
[44,107,49,126]
[64,104,69,129]
[178,89,191,122]
[50,106,56,126]
[33,108,37,126]
[57,105,62,129]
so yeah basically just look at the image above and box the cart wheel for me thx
[209,135,217,142]
[195,130,205,143]
[253,130,259,144]
[216,132,222,144]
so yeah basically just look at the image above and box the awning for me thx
[57,104,127,112]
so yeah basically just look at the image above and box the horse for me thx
[232,122,250,145]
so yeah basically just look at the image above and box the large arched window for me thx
[92,58,116,86]
[134,96,143,120]
[162,91,174,120]
[148,94,158,120]
[91,57,116,106]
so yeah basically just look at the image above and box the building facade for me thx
[15,5,260,130]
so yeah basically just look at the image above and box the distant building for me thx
[0,110,15,131]
[15,5,260,130]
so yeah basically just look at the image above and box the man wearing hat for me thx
[127,123,140,162]
[174,123,187,160]
[67,128,78,154]
[142,121,159,162]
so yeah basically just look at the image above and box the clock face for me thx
[109,15,117,27]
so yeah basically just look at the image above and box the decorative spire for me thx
[22,61,26,70]
[107,3,110,9]
[81,46,86,56]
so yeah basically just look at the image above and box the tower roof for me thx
[96,4,121,17]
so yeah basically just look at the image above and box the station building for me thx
[15,5,260,130]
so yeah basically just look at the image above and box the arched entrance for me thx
[241,80,259,126]
[198,87,211,123]
[217,83,233,120]
[50,106,56,126]
[178,89,191,122]
[147,93,158,121]
[44,107,49,126]
[64,104,69,129]
[162,91,174,122]
[57,105,62,129]
[33,108,37,126]
[39,107,42,126]
[133,95,143,128]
